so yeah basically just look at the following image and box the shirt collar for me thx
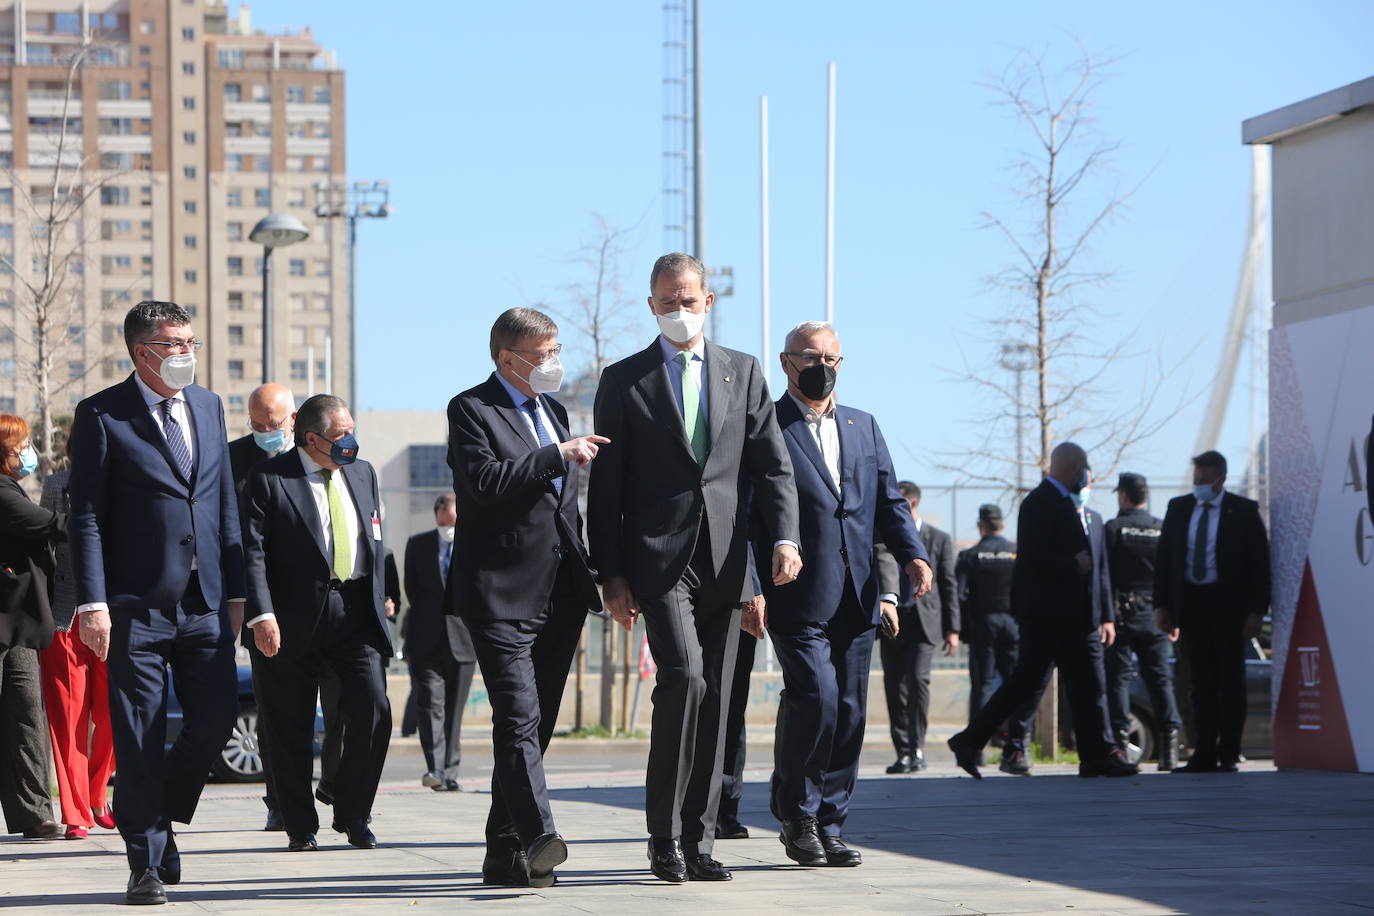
[494,370,536,410]
[1044,475,1070,498]
[788,392,835,424]
[133,371,186,408]
[659,335,706,366]
[297,444,328,477]
[1198,488,1225,508]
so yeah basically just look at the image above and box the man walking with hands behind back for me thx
[68,301,243,905]
[590,253,801,884]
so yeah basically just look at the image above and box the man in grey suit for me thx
[589,252,801,884]
[402,492,475,792]
[878,482,960,774]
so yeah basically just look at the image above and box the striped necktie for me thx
[159,398,193,480]
[523,398,563,496]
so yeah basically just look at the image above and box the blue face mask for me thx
[1072,468,1089,493]
[1071,486,1090,508]
[252,427,289,455]
[327,432,359,466]
[1193,483,1217,503]
[14,446,37,479]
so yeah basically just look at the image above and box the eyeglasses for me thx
[510,344,562,361]
[249,420,290,434]
[145,338,204,352]
[784,351,843,368]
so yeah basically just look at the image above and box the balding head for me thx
[1048,441,1089,491]
[248,383,295,452]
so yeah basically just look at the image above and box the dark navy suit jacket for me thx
[68,374,244,611]
[753,395,926,626]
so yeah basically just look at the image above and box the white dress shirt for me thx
[494,371,558,444]
[789,393,841,492]
[1184,489,1223,585]
[249,447,365,628]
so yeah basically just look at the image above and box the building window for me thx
[228,360,244,380]
[141,221,153,240]
[99,80,132,100]
[228,325,244,346]
[55,13,81,34]
[99,118,133,136]
[224,83,241,103]
[0,189,11,206]
[181,27,194,41]
[289,359,306,381]
[182,131,196,144]
[251,84,270,102]
[254,188,271,208]
[226,189,242,207]
[288,292,306,311]
[0,397,13,412]
[288,122,305,138]
[288,259,305,277]
[0,223,13,239]
[286,85,305,103]
[255,256,264,276]
[313,156,331,173]
[183,234,197,249]
[100,152,134,170]
[409,445,450,488]
[288,189,306,208]
[286,156,304,173]
[228,395,245,412]
[225,154,243,173]
[183,200,197,214]
[99,187,130,206]
[183,165,196,179]
[218,48,244,69]
[0,358,15,378]
[182,62,195,76]
[228,291,244,311]
[227,256,243,276]
[183,269,197,283]
[141,255,153,275]
[68,359,84,380]
[313,85,331,104]
[227,221,243,241]
[314,258,330,277]
[182,97,195,111]
[253,154,271,173]
[224,121,243,137]
[252,121,271,138]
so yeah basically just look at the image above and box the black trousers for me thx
[467,561,585,853]
[245,639,281,815]
[317,666,343,794]
[964,616,1114,763]
[767,578,875,836]
[637,535,741,857]
[0,645,54,833]
[409,650,476,780]
[879,605,934,756]
[1180,584,1248,765]
[968,612,1019,728]
[718,631,757,822]
[105,575,238,872]
[252,582,391,836]
[1105,595,1182,738]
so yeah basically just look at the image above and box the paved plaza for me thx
[2,743,1370,915]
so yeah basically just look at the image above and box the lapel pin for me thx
[723,376,731,382]
[846,419,854,424]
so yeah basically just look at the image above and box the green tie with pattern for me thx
[678,350,707,465]
[320,468,352,581]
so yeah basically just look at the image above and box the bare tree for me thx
[945,42,1182,497]
[2,35,125,478]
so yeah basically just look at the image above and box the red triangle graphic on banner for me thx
[1274,560,1357,771]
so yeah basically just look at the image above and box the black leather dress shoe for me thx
[526,833,567,883]
[999,749,1032,776]
[1174,758,1219,774]
[886,754,915,774]
[22,820,63,840]
[158,833,181,886]
[685,853,732,881]
[648,836,688,883]
[911,750,929,771]
[947,733,983,779]
[287,833,318,852]
[1216,761,1240,773]
[332,820,377,849]
[483,848,529,887]
[441,778,462,792]
[264,806,285,831]
[715,817,749,840]
[819,835,862,867]
[126,868,167,906]
[1079,750,1139,778]
[779,817,827,866]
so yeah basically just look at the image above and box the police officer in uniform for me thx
[1104,473,1181,770]
[955,504,1022,772]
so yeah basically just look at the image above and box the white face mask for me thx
[513,352,564,395]
[656,309,707,344]
[148,349,197,390]
[438,525,455,543]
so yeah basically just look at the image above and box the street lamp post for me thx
[249,214,310,385]
[314,180,389,409]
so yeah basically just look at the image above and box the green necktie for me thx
[678,350,707,465]
[1191,501,1210,582]
[321,468,353,582]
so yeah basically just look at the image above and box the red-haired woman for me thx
[0,414,64,839]
[39,434,116,839]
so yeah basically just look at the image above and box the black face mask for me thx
[796,363,836,401]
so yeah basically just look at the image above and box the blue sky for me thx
[262,1,1372,536]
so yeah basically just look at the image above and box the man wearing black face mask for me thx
[243,394,394,853]
[753,321,931,868]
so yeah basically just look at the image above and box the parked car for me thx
[1124,636,1273,763]
[166,664,324,783]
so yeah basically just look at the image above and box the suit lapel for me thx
[778,395,840,501]
[834,404,857,503]
[281,459,330,564]
[485,373,537,449]
[341,461,375,565]
[543,395,575,510]
[121,376,190,488]
[632,341,695,462]
[703,342,732,462]
[187,386,216,485]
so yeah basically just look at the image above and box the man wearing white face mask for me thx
[68,301,244,905]
[447,308,607,888]
[402,492,475,792]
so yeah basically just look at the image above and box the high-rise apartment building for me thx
[0,0,346,426]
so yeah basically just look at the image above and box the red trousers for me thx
[39,629,115,828]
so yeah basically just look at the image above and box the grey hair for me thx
[294,394,348,448]
[784,320,837,352]
[489,308,558,363]
[124,300,192,357]
[650,252,710,293]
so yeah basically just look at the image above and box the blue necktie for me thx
[160,398,193,480]
[523,398,563,496]
[440,540,452,586]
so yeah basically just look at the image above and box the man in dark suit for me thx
[228,382,296,832]
[878,481,959,775]
[68,301,244,905]
[948,443,1137,779]
[590,253,801,883]
[1154,450,1270,773]
[447,308,605,888]
[243,394,393,853]
[403,492,475,792]
[755,321,930,869]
